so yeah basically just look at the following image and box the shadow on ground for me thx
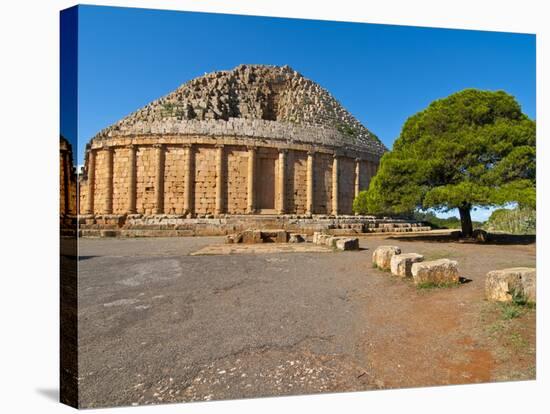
[389,232,535,245]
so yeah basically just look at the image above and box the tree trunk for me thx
[458,204,473,238]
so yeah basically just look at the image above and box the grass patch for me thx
[500,303,522,320]
[498,292,535,320]
[488,321,505,336]
[416,281,460,290]
[372,263,391,272]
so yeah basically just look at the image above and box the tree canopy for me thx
[353,89,536,236]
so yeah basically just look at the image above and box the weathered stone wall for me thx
[360,160,370,192]
[226,146,249,214]
[79,215,432,237]
[163,146,187,214]
[194,146,217,214]
[79,177,87,212]
[93,149,109,215]
[286,151,307,214]
[60,137,77,216]
[112,147,130,214]
[79,141,381,218]
[339,157,355,215]
[60,150,67,213]
[313,153,333,214]
[136,147,156,214]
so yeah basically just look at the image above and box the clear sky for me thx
[63,5,536,221]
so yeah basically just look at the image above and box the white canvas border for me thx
[0,1,546,413]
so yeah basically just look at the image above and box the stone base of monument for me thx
[390,253,424,277]
[411,259,459,286]
[78,214,431,237]
[226,229,292,244]
[485,267,536,303]
[372,246,402,271]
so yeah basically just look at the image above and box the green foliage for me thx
[483,206,536,234]
[359,89,536,226]
[416,281,460,290]
[412,211,482,229]
[353,190,371,215]
[500,303,522,320]
[498,289,535,320]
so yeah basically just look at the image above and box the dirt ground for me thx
[76,233,536,408]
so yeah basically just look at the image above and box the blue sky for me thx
[63,5,536,221]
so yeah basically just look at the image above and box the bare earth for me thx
[77,234,536,408]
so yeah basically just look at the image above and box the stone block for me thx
[313,232,333,246]
[372,246,401,270]
[335,237,359,251]
[225,233,243,244]
[242,229,262,244]
[289,233,305,243]
[390,253,424,277]
[485,267,536,303]
[411,259,459,285]
[274,230,289,243]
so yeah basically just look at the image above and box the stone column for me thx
[104,147,114,214]
[354,158,361,215]
[277,149,287,214]
[183,144,194,216]
[247,146,256,214]
[153,144,165,215]
[215,144,225,215]
[354,158,361,199]
[85,149,96,214]
[127,145,137,214]
[332,154,340,216]
[306,150,314,216]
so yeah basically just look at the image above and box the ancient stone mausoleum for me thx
[77,65,431,236]
[80,64,386,219]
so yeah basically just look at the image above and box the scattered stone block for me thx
[485,267,536,303]
[289,233,305,243]
[335,237,359,251]
[313,232,333,246]
[372,246,401,270]
[274,230,289,243]
[390,253,424,277]
[411,259,459,285]
[225,233,243,244]
[312,232,325,244]
[242,229,262,244]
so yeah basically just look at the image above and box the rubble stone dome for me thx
[92,64,387,156]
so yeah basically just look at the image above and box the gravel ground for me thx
[76,234,536,408]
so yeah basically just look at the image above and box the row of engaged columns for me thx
[84,144,377,216]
